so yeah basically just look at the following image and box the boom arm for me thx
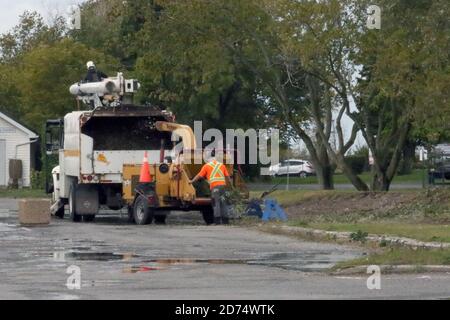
[69,72,140,109]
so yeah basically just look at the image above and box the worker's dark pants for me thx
[211,186,228,220]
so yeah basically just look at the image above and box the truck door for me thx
[44,119,64,193]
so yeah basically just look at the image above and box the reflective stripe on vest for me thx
[207,161,226,184]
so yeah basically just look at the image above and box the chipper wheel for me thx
[133,195,154,225]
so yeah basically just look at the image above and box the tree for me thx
[349,0,450,190]
[271,0,369,190]
[132,0,374,190]
[264,0,449,191]
[73,0,167,70]
[132,0,266,133]
[0,11,65,63]
[3,39,117,131]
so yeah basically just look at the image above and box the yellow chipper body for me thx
[122,121,248,224]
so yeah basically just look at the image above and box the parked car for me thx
[269,159,315,178]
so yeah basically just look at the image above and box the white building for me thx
[0,111,39,188]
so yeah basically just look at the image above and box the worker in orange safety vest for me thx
[189,151,231,225]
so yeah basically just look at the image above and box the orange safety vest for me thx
[201,160,228,190]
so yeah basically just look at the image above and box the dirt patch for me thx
[285,190,450,223]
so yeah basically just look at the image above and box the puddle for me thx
[50,250,359,273]
[54,251,137,262]
[142,258,246,266]
[122,259,246,274]
[123,266,163,273]
[248,252,355,272]
[121,253,354,273]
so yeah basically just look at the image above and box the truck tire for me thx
[69,185,82,222]
[201,207,215,226]
[133,195,154,225]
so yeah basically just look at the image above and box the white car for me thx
[269,159,315,178]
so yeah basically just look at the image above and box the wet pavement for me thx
[1,198,450,300]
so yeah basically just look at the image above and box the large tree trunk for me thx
[316,164,334,190]
[370,123,412,191]
[372,171,392,192]
[292,123,336,191]
[398,140,416,175]
[335,155,370,191]
[315,138,335,190]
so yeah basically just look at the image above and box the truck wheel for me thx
[133,196,154,225]
[83,215,96,222]
[69,185,82,223]
[201,207,215,226]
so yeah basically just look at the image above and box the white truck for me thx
[46,105,176,222]
[46,73,175,222]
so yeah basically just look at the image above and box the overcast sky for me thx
[0,0,86,34]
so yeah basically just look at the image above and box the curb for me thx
[263,225,450,249]
[330,265,450,275]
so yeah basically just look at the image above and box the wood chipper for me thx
[122,121,249,225]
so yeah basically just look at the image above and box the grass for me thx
[256,169,424,185]
[248,189,358,207]
[249,188,450,267]
[334,247,450,270]
[302,222,450,243]
[0,188,48,199]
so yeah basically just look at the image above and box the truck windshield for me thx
[82,117,174,151]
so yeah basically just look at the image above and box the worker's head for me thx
[86,61,96,71]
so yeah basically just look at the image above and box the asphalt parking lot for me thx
[1,198,450,300]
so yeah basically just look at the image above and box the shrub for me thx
[350,230,369,243]
[30,170,45,190]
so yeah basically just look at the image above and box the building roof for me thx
[0,111,39,139]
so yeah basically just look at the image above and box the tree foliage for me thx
[0,12,117,131]
[0,0,448,189]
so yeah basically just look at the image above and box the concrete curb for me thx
[262,225,450,249]
[331,265,450,275]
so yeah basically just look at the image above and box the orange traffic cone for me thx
[140,151,153,183]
